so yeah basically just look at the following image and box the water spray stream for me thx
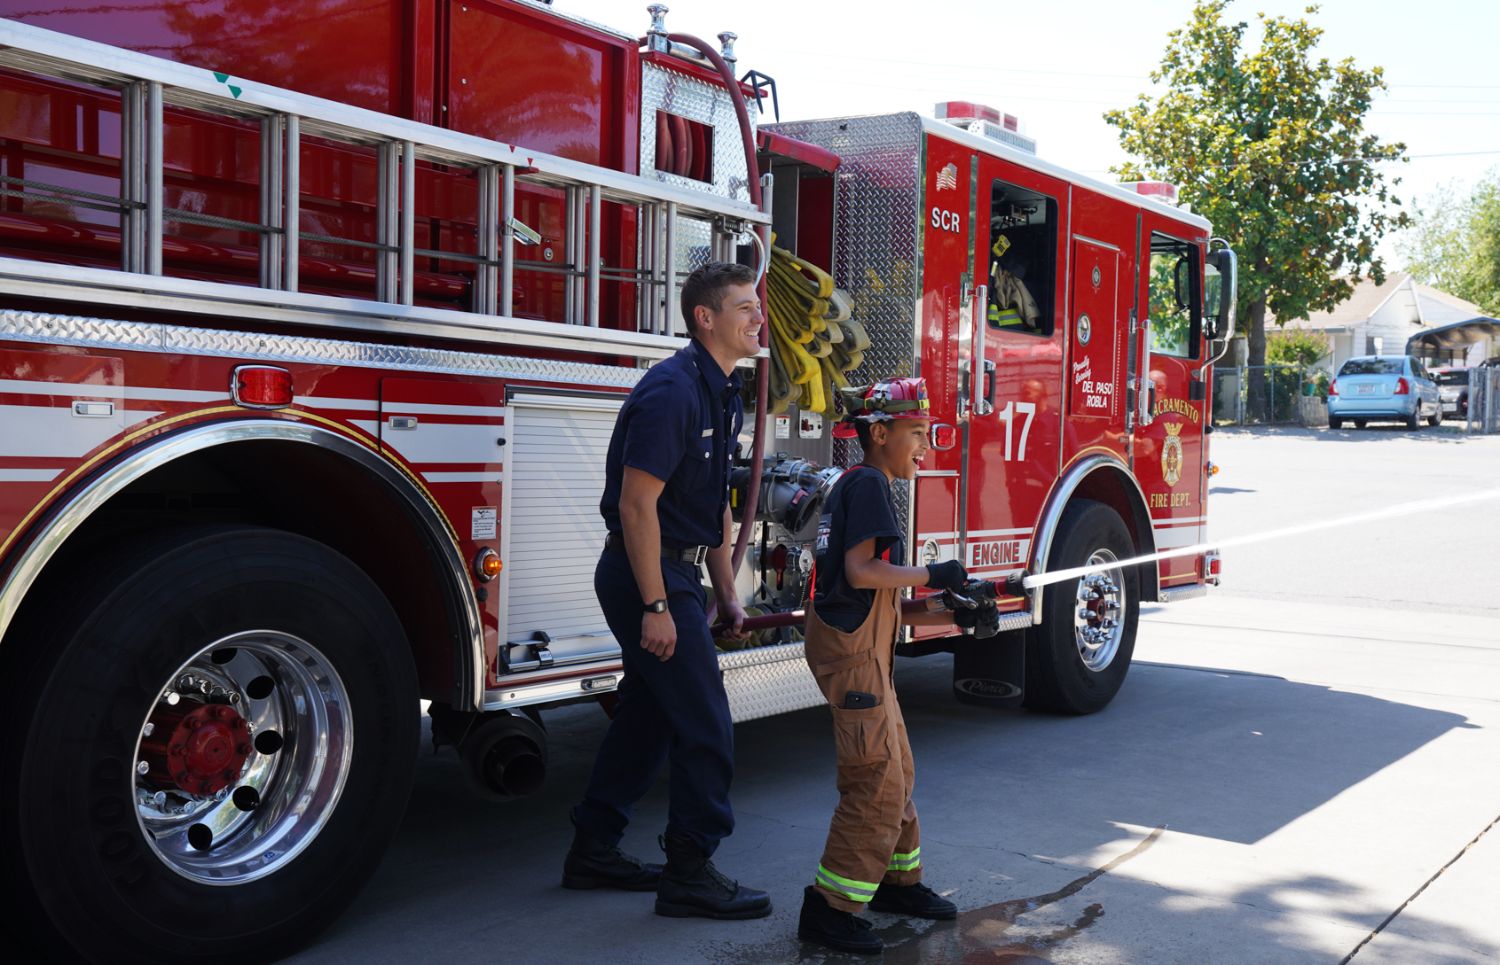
[1022,487,1500,592]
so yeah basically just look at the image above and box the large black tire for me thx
[1428,408,1442,427]
[1023,500,1140,714]
[2,527,418,964]
[1328,416,1344,429]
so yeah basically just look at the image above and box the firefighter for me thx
[987,232,1041,331]
[797,376,996,955]
[562,262,772,921]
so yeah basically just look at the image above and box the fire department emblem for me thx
[936,163,958,191]
[1161,421,1184,487]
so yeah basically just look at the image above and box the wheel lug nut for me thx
[136,760,149,775]
[163,691,180,706]
[143,722,155,737]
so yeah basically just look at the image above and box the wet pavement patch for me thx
[718,827,1163,963]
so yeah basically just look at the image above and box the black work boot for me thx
[561,823,663,891]
[869,880,958,920]
[798,885,882,955]
[654,831,772,920]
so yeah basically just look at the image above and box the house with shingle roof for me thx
[1281,273,1495,372]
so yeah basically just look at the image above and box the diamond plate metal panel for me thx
[0,310,645,388]
[719,642,825,722]
[640,63,755,204]
[764,113,924,553]
[765,113,923,390]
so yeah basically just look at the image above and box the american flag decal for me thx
[936,162,958,191]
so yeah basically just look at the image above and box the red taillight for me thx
[231,365,294,409]
[1394,377,1410,395]
[1328,379,1338,396]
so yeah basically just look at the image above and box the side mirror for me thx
[1204,246,1237,342]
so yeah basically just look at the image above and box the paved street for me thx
[289,426,1500,965]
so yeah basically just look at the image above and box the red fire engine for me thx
[0,2,1234,960]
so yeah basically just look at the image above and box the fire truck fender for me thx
[1029,452,1160,623]
[0,418,486,710]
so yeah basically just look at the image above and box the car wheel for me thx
[1329,416,1344,429]
[2,527,419,964]
[1428,408,1442,427]
[1023,500,1139,715]
[1406,408,1421,430]
[1354,420,1367,429]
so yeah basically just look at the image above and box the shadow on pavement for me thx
[1215,424,1477,445]
[289,652,1482,964]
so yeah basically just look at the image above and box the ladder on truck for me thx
[0,18,769,359]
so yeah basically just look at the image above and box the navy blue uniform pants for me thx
[571,548,735,856]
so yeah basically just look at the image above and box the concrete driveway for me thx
[289,427,1500,964]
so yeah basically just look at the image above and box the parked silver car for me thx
[1432,366,1470,419]
[1328,355,1441,430]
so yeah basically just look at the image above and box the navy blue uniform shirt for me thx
[811,466,905,632]
[601,339,744,548]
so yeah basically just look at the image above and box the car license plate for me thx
[1357,384,1375,395]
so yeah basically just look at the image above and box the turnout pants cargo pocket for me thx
[805,588,922,914]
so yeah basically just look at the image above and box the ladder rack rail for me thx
[0,18,768,357]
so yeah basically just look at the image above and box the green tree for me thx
[1105,0,1409,421]
[1265,328,1328,368]
[1401,171,1500,315]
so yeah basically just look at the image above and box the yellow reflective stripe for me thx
[816,864,877,902]
[887,847,921,871]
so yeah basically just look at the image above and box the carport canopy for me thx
[1406,316,1500,354]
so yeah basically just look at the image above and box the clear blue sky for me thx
[564,0,1500,269]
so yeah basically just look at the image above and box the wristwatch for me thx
[643,598,668,614]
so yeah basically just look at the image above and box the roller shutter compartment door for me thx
[501,395,624,666]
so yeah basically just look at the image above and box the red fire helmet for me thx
[833,377,931,438]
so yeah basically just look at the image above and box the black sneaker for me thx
[654,831,772,920]
[869,880,957,920]
[561,825,663,891]
[798,885,882,955]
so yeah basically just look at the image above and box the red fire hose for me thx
[653,33,771,577]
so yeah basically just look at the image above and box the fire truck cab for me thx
[0,3,1233,961]
[762,107,1235,712]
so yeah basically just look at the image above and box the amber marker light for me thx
[474,548,503,582]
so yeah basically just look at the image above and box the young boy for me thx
[796,376,979,955]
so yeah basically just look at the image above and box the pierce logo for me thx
[936,163,958,191]
[954,678,1022,701]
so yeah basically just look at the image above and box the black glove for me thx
[925,560,968,593]
[955,601,1002,638]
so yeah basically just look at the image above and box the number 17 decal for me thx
[998,401,1036,461]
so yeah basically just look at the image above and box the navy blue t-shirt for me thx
[600,339,743,548]
[811,466,905,632]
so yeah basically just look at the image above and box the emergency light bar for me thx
[1121,181,1180,205]
[934,101,1037,155]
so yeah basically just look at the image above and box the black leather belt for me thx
[603,532,708,565]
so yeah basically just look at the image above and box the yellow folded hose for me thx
[765,240,869,416]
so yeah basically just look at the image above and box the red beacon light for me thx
[934,101,1037,155]
[231,365,294,409]
[1122,181,1180,205]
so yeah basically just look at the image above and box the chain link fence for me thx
[1213,364,1318,425]
[1468,366,1500,434]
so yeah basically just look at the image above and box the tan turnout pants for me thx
[804,587,922,913]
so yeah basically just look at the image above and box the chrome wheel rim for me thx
[132,630,352,885]
[1072,549,1125,672]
